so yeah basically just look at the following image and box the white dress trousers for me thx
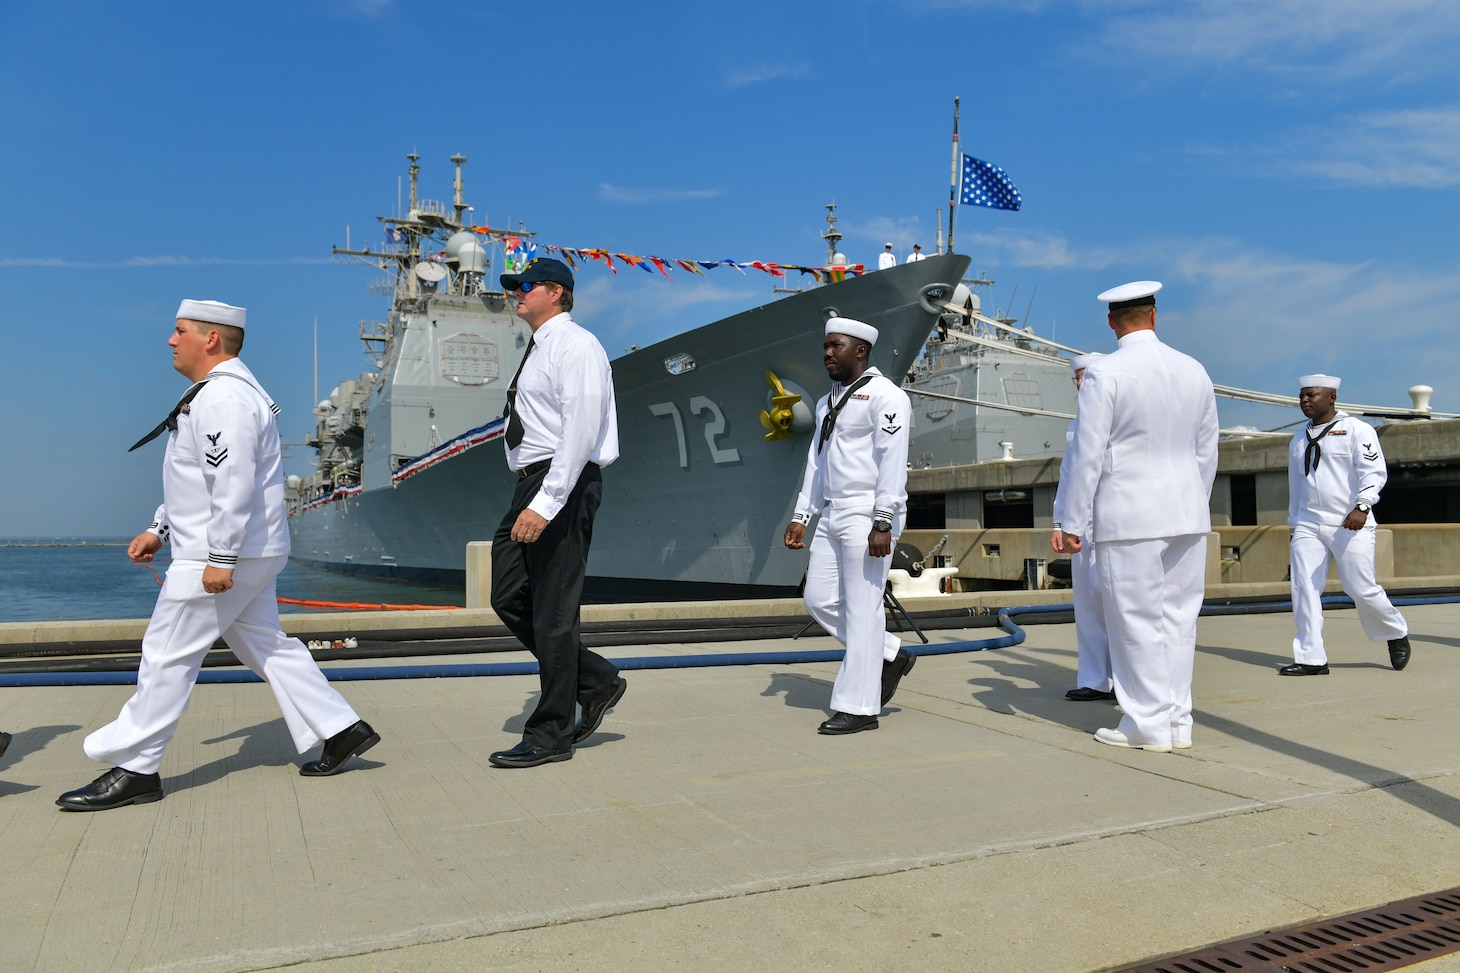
[803,506,904,716]
[1071,546,1112,692]
[1290,524,1407,665]
[84,555,360,775]
[1097,534,1206,748]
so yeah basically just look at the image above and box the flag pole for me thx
[946,96,960,254]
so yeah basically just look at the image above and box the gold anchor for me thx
[758,370,803,441]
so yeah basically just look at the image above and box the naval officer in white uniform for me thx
[784,317,915,734]
[877,243,897,271]
[1051,353,1113,702]
[58,300,378,811]
[1283,374,1410,675]
[1056,282,1219,752]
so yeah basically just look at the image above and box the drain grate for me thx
[1123,888,1460,972]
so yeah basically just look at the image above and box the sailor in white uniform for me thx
[905,244,926,263]
[58,300,377,812]
[785,317,914,734]
[1283,374,1410,675]
[1051,353,1113,702]
[877,243,897,271]
[1056,282,1219,753]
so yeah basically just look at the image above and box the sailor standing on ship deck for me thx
[1282,374,1410,676]
[1051,353,1113,702]
[58,300,378,812]
[488,257,626,768]
[785,317,916,735]
[877,243,897,271]
[1056,281,1219,753]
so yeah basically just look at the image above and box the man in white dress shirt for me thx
[489,258,625,768]
[58,300,377,811]
[785,317,914,734]
[1051,353,1113,702]
[877,243,897,271]
[1055,282,1219,753]
[1283,374,1410,675]
[905,244,925,263]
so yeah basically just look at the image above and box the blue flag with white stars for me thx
[960,155,1022,211]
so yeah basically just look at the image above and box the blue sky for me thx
[2,0,1457,537]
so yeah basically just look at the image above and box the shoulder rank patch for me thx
[205,431,228,468]
[1362,444,1379,461]
[881,412,902,435]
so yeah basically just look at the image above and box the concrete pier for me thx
[3,600,1460,972]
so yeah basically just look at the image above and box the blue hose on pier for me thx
[0,594,1453,688]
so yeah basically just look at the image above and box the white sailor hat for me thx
[177,299,246,330]
[1097,280,1162,310]
[1070,352,1105,371]
[884,242,893,248]
[826,316,879,346]
[1298,373,1341,391]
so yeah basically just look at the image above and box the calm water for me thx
[0,540,465,622]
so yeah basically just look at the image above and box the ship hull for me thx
[289,254,971,600]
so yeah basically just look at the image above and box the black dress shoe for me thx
[1278,662,1330,676]
[300,720,380,777]
[1065,686,1117,701]
[0,731,10,760]
[881,649,917,706]
[56,767,163,811]
[818,712,879,735]
[1388,636,1411,671]
[574,676,627,743]
[489,741,574,768]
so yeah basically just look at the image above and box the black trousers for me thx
[490,463,618,749]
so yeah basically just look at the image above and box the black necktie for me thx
[502,337,536,450]
[128,381,208,452]
[817,375,874,454]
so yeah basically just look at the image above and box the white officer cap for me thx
[826,316,879,346]
[1070,353,1105,371]
[1298,373,1342,391]
[884,242,893,247]
[1097,280,1162,310]
[177,299,246,330]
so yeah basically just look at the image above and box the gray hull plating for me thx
[290,254,971,599]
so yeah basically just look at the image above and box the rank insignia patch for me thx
[205,447,229,468]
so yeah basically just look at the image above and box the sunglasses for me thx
[516,280,558,294]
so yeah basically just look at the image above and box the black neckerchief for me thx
[1303,416,1342,476]
[817,374,874,454]
[128,381,208,452]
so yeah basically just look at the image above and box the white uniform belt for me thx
[827,495,876,510]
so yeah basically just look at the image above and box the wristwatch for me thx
[872,519,892,533]
[1356,502,1371,513]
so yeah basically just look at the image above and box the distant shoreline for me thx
[0,538,129,548]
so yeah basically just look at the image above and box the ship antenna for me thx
[407,152,420,216]
[451,153,468,226]
[821,203,842,264]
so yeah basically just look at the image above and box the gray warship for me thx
[288,154,971,599]
[904,276,1078,468]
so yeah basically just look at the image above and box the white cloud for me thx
[960,229,1120,270]
[723,61,813,89]
[597,184,726,205]
[1282,108,1460,188]
[1090,0,1460,81]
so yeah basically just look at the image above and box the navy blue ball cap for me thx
[501,256,574,292]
